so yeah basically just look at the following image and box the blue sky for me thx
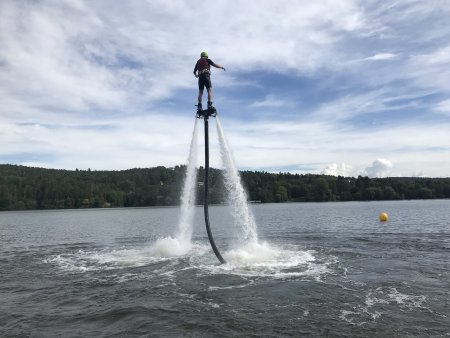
[1,0,449,177]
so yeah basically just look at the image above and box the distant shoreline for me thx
[1,164,449,212]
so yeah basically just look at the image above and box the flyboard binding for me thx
[196,105,217,118]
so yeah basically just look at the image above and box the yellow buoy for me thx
[379,212,389,222]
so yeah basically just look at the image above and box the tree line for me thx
[0,164,449,211]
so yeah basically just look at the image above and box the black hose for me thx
[203,114,226,264]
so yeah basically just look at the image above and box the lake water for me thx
[1,200,449,337]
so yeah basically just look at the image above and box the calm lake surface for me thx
[1,200,449,337]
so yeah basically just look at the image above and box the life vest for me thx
[196,58,210,74]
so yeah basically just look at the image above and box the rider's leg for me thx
[207,88,214,108]
[207,88,212,103]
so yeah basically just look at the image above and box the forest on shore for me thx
[1,164,449,211]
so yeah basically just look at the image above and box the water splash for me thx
[176,119,198,243]
[148,119,199,258]
[216,116,258,244]
[150,236,192,258]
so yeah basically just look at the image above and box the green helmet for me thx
[201,51,208,58]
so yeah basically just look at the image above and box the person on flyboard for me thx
[193,51,225,112]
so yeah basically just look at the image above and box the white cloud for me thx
[1,1,450,177]
[362,159,393,178]
[212,115,450,177]
[417,46,450,65]
[250,95,287,108]
[0,113,198,170]
[0,1,124,112]
[321,163,355,177]
[0,0,372,113]
[364,53,397,61]
[434,99,450,115]
[405,45,450,94]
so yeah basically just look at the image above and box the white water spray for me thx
[216,116,258,244]
[150,119,198,257]
[176,118,199,243]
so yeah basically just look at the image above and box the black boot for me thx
[207,101,215,110]
[197,103,202,111]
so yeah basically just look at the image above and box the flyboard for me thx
[196,106,226,264]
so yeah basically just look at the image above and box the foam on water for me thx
[367,287,427,310]
[339,286,429,325]
[45,247,167,272]
[45,240,209,273]
[44,239,328,284]
[201,241,325,279]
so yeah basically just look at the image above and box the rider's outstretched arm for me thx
[211,63,226,71]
